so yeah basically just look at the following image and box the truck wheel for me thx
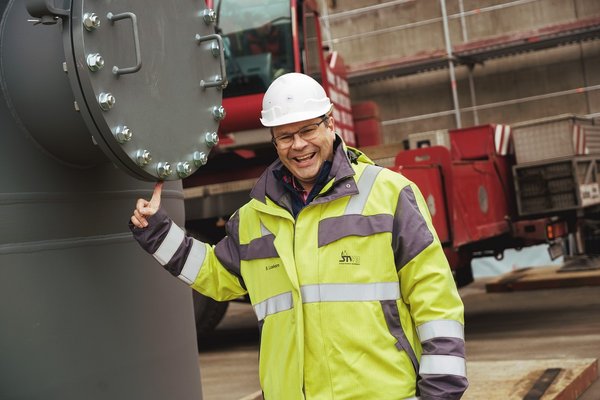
[192,291,229,337]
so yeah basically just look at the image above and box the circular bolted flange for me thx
[212,105,226,121]
[114,126,133,144]
[86,53,105,71]
[156,162,172,178]
[205,132,219,147]
[83,13,101,31]
[62,0,225,180]
[98,92,116,111]
[136,149,152,166]
[202,9,216,24]
[176,161,192,178]
[193,151,208,167]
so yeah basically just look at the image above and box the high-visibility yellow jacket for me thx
[131,140,467,400]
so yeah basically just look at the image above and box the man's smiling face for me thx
[272,115,335,193]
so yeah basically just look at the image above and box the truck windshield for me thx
[215,0,294,98]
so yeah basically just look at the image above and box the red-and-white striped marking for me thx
[494,124,512,155]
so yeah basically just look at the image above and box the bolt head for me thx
[98,92,115,111]
[115,126,133,143]
[212,105,226,121]
[157,162,172,178]
[136,150,152,166]
[202,9,217,24]
[193,151,208,167]
[210,42,220,57]
[86,53,105,71]
[205,132,219,147]
[83,13,101,31]
[177,161,192,178]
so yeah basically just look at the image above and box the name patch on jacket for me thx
[265,263,280,271]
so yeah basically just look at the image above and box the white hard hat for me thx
[260,73,333,127]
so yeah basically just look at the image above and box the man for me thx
[130,73,468,399]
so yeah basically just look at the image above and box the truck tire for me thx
[193,291,229,337]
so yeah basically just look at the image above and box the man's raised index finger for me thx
[150,181,163,205]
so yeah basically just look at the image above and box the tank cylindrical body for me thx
[0,117,202,399]
[0,0,226,398]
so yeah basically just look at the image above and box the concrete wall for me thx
[322,0,600,144]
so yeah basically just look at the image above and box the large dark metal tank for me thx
[0,0,226,398]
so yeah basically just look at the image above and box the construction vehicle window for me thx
[215,0,294,98]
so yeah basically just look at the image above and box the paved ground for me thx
[197,279,600,400]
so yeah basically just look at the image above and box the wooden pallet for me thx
[485,264,600,293]
[241,359,598,400]
[464,358,598,400]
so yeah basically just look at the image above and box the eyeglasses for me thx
[271,117,329,149]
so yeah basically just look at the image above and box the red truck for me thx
[395,115,600,286]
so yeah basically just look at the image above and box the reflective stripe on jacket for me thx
[130,139,468,400]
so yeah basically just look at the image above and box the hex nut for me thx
[177,161,192,178]
[98,92,116,111]
[193,151,208,167]
[87,53,105,71]
[205,132,219,147]
[157,162,172,178]
[202,9,217,24]
[83,13,101,31]
[114,126,133,144]
[210,42,220,57]
[136,150,152,166]
[212,105,226,121]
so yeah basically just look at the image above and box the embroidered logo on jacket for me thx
[339,251,360,265]
[265,263,280,271]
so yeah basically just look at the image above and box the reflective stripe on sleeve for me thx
[419,355,466,377]
[153,222,185,265]
[301,282,400,303]
[177,239,207,285]
[417,320,464,342]
[254,291,293,321]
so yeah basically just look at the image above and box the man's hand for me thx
[131,182,163,228]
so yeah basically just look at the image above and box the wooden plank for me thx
[464,359,598,400]
[524,368,563,400]
[486,266,600,293]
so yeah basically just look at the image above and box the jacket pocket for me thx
[380,299,419,373]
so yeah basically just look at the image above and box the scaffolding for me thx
[321,0,600,130]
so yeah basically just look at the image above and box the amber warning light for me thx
[546,220,567,240]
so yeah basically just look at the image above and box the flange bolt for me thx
[202,9,217,24]
[157,162,172,178]
[83,13,101,31]
[87,53,105,71]
[98,92,116,111]
[114,126,133,144]
[210,41,220,57]
[177,161,192,178]
[136,150,152,166]
[205,132,219,147]
[212,105,226,121]
[193,151,208,167]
